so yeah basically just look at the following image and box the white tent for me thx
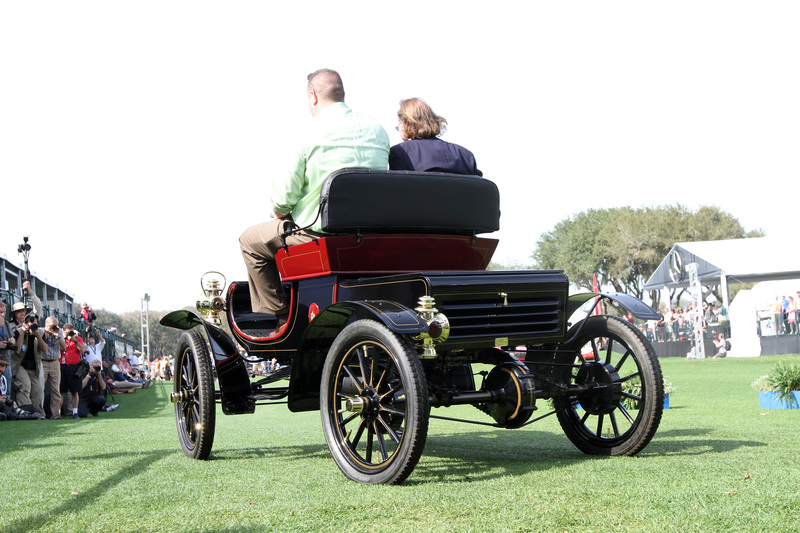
[729,280,800,357]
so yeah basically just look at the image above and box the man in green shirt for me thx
[239,69,389,336]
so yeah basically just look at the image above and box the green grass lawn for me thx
[2,354,799,533]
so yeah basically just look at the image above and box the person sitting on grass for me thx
[0,351,43,420]
[109,359,148,391]
[129,350,144,379]
[112,357,136,382]
[100,360,127,395]
[120,355,137,379]
[118,356,151,387]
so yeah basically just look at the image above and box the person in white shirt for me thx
[84,335,105,367]
[129,351,142,378]
[109,358,145,390]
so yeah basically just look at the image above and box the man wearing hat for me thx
[9,282,46,412]
[129,350,142,378]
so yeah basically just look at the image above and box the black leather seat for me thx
[320,169,500,236]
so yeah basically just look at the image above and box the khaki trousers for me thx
[41,359,62,418]
[239,218,318,315]
[11,357,43,411]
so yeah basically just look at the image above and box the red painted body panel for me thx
[275,235,498,281]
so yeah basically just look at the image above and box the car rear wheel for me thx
[554,315,663,456]
[321,319,429,484]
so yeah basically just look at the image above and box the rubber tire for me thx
[554,315,663,456]
[175,329,216,460]
[320,319,429,484]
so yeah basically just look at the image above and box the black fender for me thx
[287,300,427,413]
[567,292,660,322]
[160,310,254,414]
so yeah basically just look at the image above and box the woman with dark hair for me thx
[389,98,481,176]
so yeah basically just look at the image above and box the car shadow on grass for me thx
[196,428,585,486]
[639,427,767,456]
[210,444,332,462]
[407,428,591,484]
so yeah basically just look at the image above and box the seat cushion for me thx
[320,169,500,235]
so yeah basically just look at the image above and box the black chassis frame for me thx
[162,268,660,422]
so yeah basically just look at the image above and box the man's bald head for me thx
[307,69,345,105]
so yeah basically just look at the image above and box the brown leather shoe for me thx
[268,314,289,338]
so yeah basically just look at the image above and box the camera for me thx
[67,330,75,338]
[24,315,39,332]
[17,236,30,254]
[49,325,59,332]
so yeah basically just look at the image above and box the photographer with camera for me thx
[59,323,86,420]
[42,316,67,419]
[10,299,47,415]
[712,333,730,359]
[78,302,96,324]
[84,331,105,367]
[77,361,107,417]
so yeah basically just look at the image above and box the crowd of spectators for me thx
[640,302,728,343]
[636,291,800,349]
[148,355,173,381]
[768,293,799,335]
[1,283,154,422]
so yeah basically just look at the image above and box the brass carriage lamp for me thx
[196,271,226,325]
[414,295,450,358]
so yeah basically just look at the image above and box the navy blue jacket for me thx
[389,138,482,176]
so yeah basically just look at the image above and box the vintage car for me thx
[161,169,664,485]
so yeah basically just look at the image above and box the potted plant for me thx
[751,362,800,409]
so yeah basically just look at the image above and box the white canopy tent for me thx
[644,238,800,357]
[644,238,799,291]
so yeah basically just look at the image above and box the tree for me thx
[487,260,535,270]
[532,208,613,290]
[531,205,763,306]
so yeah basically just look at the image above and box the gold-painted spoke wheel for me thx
[321,320,429,485]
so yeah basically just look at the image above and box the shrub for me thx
[767,362,800,404]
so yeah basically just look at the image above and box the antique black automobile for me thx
[161,169,664,485]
